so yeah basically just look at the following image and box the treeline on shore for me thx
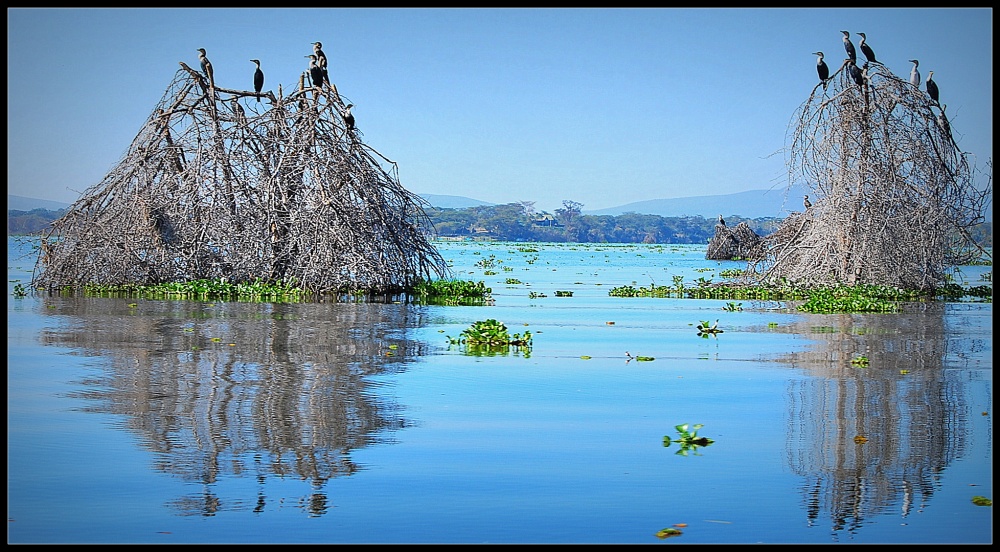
[8,204,994,247]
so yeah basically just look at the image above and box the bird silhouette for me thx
[908,59,921,87]
[857,32,877,64]
[251,59,264,102]
[926,71,940,104]
[813,51,829,90]
[197,48,214,90]
[841,31,856,63]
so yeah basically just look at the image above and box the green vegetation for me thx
[971,496,992,507]
[81,277,307,302]
[445,319,532,357]
[9,205,994,248]
[609,281,992,312]
[411,278,493,305]
[24,275,493,305]
[696,319,723,337]
[663,423,715,456]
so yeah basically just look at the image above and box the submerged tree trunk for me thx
[34,62,450,295]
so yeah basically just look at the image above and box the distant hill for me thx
[418,194,495,209]
[8,195,71,211]
[586,185,809,219]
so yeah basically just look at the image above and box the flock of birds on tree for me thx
[195,43,356,132]
[811,30,943,108]
[806,30,952,214]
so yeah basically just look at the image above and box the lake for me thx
[7,237,993,544]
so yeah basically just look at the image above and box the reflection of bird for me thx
[718,214,725,226]
[908,59,921,87]
[841,31,856,63]
[813,51,829,89]
[313,42,329,86]
[306,54,324,88]
[197,48,214,89]
[342,103,355,130]
[803,195,812,209]
[926,71,939,104]
[251,59,264,101]
[857,32,877,64]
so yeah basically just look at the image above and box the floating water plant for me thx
[663,423,715,456]
[723,301,743,312]
[655,527,683,539]
[412,278,492,305]
[851,355,870,368]
[446,318,532,357]
[696,319,722,337]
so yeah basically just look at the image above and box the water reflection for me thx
[40,297,429,517]
[768,303,992,537]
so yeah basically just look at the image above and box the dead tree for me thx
[33,61,450,295]
[706,221,764,261]
[755,58,991,290]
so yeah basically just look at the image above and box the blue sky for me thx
[7,8,993,213]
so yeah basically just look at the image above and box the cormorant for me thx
[848,60,865,88]
[813,51,829,89]
[718,214,725,226]
[857,32,877,64]
[841,31,856,63]
[197,48,214,89]
[251,59,264,102]
[937,104,951,137]
[926,71,939,104]
[313,42,330,86]
[306,55,324,88]
[908,59,921,87]
[803,195,812,209]
[342,103,355,130]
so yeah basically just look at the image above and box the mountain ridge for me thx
[6,187,810,219]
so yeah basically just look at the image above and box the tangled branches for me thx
[34,62,450,295]
[757,59,991,290]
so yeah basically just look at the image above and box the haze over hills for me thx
[417,186,809,219]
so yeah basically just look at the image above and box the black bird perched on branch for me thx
[306,55,324,88]
[251,59,264,101]
[857,32,877,64]
[342,103,355,131]
[926,71,940,104]
[937,104,951,137]
[313,42,330,86]
[841,31,856,64]
[803,195,812,209]
[813,51,829,89]
[197,48,214,89]
[848,60,865,88]
[908,59,921,87]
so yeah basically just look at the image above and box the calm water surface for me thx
[7,237,993,544]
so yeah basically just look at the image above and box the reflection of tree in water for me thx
[41,298,431,517]
[768,303,992,537]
